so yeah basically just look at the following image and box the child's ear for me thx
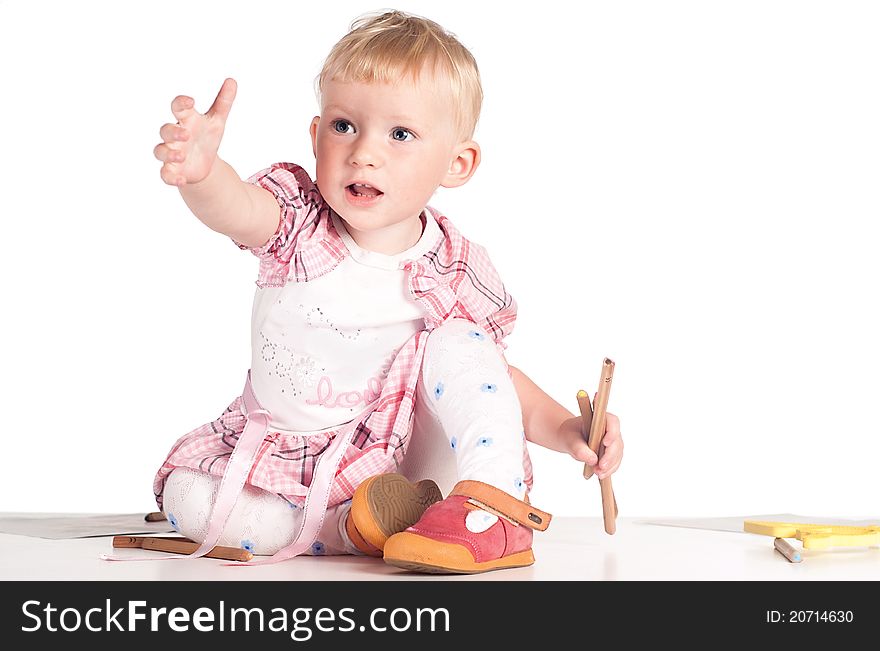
[441,140,481,188]
[309,116,320,158]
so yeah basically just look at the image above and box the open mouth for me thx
[346,183,384,198]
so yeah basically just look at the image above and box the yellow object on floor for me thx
[744,520,880,549]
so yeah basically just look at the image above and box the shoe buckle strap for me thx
[466,498,523,527]
[452,480,552,531]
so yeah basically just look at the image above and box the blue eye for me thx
[332,120,354,134]
[391,127,414,142]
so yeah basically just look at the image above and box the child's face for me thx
[310,71,478,253]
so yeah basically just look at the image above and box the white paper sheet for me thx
[0,513,174,539]
[634,514,880,533]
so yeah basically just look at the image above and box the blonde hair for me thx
[317,10,482,140]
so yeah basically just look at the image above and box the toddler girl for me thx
[151,10,623,573]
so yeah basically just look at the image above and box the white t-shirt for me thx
[250,211,441,434]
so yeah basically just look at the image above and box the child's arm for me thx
[154,78,280,248]
[509,365,623,480]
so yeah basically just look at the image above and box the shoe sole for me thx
[351,474,442,551]
[383,532,535,574]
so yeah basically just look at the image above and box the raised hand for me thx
[154,78,238,187]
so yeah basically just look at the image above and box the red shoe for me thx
[382,480,552,574]
[346,473,443,557]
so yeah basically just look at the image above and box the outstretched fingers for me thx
[159,122,190,143]
[158,158,186,187]
[153,142,183,163]
[156,81,234,189]
[207,78,237,122]
[170,95,196,124]
[155,120,190,186]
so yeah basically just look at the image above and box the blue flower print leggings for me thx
[161,318,528,555]
[417,318,528,501]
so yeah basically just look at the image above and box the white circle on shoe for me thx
[465,509,498,533]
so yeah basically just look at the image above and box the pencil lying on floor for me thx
[112,536,253,562]
[773,537,803,563]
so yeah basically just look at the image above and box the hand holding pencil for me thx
[578,358,619,535]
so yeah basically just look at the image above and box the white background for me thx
[1,0,877,518]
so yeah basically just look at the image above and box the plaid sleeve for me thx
[233,162,324,287]
[409,212,517,348]
[464,239,517,350]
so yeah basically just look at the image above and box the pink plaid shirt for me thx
[153,162,530,509]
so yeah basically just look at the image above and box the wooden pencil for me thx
[577,389,594,454]
[578,390,618,531]
[774,537,803,563]
[599,476,617,534]
[112,536,253,562]
[582,358,614,480]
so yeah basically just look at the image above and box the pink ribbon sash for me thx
[102,371,374,564]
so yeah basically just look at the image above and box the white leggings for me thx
[162,318,527,555]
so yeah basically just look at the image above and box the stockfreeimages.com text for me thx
[21,599,450,641]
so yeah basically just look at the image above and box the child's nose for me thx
[348,137,383,168]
